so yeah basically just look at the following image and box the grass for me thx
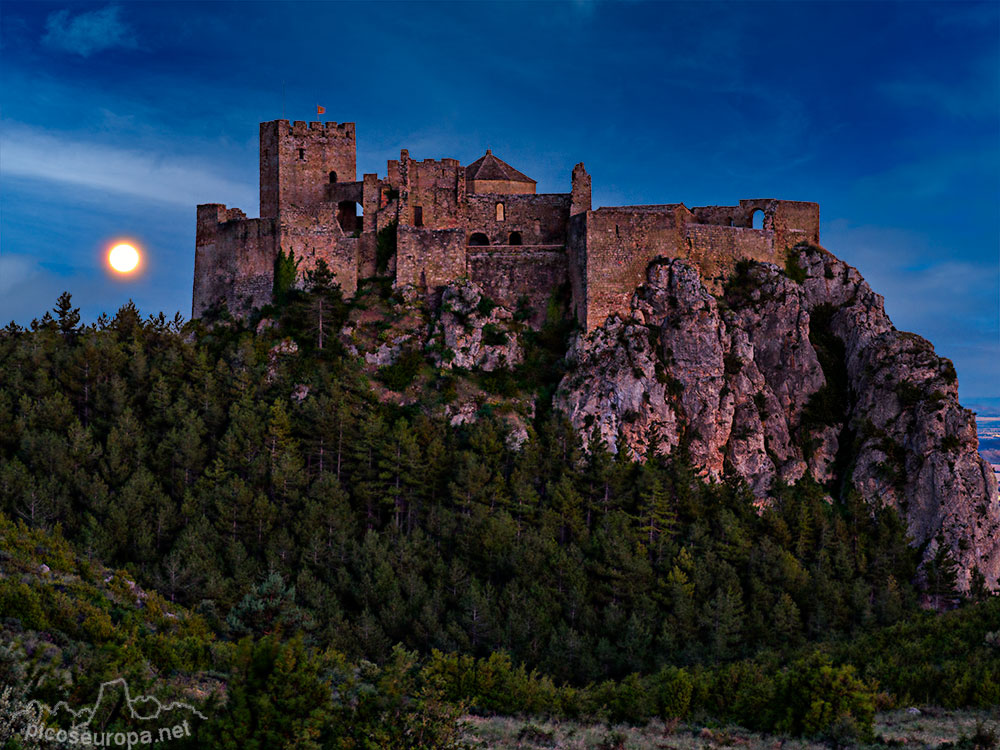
[461,709,1000,749]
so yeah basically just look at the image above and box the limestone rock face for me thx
[431,280,523,372]
[555,248,1000,590]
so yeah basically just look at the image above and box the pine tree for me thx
[377,418,423,531]
[925,535,960,609]
[273,248,300,306]
[53,292,81,338]
[303,259,344,351]
[636,475,677,563]
[226,572,312,637]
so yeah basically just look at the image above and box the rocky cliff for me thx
[553,245,999,591]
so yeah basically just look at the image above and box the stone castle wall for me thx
[195,120,820,329]
[573,205,687,332]
[396,226,466,288]
[194,204,276,317]
[469,249,568,323]
[278,205,359,296]
[260,120,356,220]
[465,194,570,246]
[681,224,776,288]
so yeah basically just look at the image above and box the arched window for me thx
[329,171,338,183]
[469,232,489,246]
[752,209,765,230]
[496,202,505,221]
[508,231,522,246]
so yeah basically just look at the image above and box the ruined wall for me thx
[199,117,823,330]
[681,224,776,288]
[760,199,820,249]
[691,204,750,227]
[567,213,589,327]
[572,200,819,329]
[194,203,276,317]
[465,194,571,246]
[577,205,688,331]
[469,249,568,323]
[396,226,466,289]
[691,200,820,250]
[260,120,356,220]
[570,164,591,216]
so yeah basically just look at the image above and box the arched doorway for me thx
[469,232,489,246]
[751,209,765,230]
[508,231,522,245]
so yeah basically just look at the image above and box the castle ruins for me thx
[194,120,820,330]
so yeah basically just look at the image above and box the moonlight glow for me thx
[108,243,140,273]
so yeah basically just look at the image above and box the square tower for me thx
[259,120,357,219]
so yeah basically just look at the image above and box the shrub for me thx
[476,296,497,318]
[482,323,508,347]
[896,381,924,409]
[652,665,694,719]
[784,254,808,284]
[377,347,424,391]
[772,654,875,743]
[375,221,398,276]
[0,580,46,630]
[941,434,961,453]
[940,358,958,384]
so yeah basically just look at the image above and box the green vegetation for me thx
[376,346,424,391]
[784,253,808,284]
[0,290,996,747]
[375,219,398,276]
[272,247,300,305]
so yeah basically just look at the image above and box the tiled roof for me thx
[465,149,536,184]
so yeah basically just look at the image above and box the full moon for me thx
[109,243,140,273]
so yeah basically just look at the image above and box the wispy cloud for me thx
[0,255,44,297]
[1,124,257,211]
[879,45,999,120]
[42,5,136,57]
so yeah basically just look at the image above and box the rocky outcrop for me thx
[431,281,523,372]
[555,247,1000,590]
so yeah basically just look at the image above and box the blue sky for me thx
[1,1,997,399]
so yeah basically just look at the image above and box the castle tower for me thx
[259,120,357,219]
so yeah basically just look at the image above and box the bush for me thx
[0,580,46,630]
[476,297,497,318]
[482,323,508,347]
[651,665,693,719]
[896,381,924,409]
[376,221,398,276]
[772,654,875,742]
[377,348,424,391]
[784,254,808,284]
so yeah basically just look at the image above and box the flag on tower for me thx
[317,105,326,116]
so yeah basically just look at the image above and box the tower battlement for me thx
[194,119,819,329]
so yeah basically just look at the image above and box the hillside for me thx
[1,242,998,747]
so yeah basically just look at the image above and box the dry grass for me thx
[874,707,999,747]
[460,708,1000,749]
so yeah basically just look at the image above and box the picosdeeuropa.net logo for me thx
[13,677,207,747]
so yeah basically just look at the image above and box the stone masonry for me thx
[193,119,820,329]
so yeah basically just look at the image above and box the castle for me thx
[194,120,820,330]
